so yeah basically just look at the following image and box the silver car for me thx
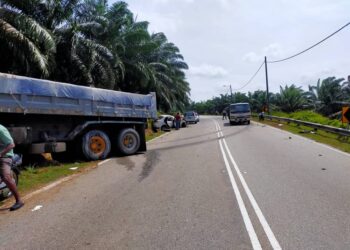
[153,115,186,131]
[184,111,199,124]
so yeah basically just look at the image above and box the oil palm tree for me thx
[0,1,56,77]
[276,84,306,112]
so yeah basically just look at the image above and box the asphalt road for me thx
[1,116,350,249]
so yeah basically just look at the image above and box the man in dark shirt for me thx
[0,124,24,211]
[175,113,181,130]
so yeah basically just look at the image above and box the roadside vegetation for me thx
[270,110,345,128]
[0,0,190,112]
[145,128,164,141]
[254,117,350,154]
[18,161,96,195]
[190,77,349,118]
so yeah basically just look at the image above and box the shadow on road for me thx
[153,129,221,145]
[149,125,250,153]
[223,123,250,127]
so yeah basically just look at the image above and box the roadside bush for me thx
[271,110,345,128]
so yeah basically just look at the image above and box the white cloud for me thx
[243,43,285,63]
[122,0,350,101]
[150,0,194,4]
[242,52,261,63]
[146,13,181,33]
[188,64,229,78]
[262,43,284,59]
[218,0,230,8]
[300,68,337,85]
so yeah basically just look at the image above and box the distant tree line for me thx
[0,0,190,112]
[189,77,350,117]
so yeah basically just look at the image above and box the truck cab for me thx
[229,103,251,125]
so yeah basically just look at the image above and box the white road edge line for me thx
[218,122,282,250]
[214,120,262,250]
[98,158,111,166]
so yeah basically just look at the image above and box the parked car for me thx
[194,112,200,122]
[184,111,199,124]
[153,115,186,131]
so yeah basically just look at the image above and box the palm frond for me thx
[1,8,56,52]
[0,19,49,76]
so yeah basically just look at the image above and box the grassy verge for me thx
[18,161,97,195]
[145,128,164,141]
[270,110,346,128]
[253,117,350,153]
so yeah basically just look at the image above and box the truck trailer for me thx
[0,73,157,160]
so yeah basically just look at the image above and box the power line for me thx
[268,21,350,63]
[232,61,265,91]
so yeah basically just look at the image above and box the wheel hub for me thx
[123,135,134,148]
[90,136,106,154]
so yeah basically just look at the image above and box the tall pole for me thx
[230,84,233,103]
[264,56,270,114]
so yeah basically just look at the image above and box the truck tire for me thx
[117,128,140,155]
[82,130,111,160]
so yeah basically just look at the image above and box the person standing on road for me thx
[222,110,227,120]
[175,112,181,130]
[0,124,24,211]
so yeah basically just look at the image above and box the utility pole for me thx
[223,84,234,103]
[264,56,270,114]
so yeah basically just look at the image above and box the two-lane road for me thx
[1,116,350,249]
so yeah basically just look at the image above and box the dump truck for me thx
[0,73,157,160]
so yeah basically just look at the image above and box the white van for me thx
[229,103,251,125]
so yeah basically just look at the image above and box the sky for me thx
[110,0,350,102]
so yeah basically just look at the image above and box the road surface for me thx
[1,116,350,250]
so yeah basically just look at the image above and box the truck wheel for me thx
[117,128,140,155]
[82,130,111,160]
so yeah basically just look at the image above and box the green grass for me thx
[271,110,346,128]
[145,128,164,141]
[18,161,96,194]
[253,117,350,153]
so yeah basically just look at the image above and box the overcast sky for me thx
[111,0,350,102]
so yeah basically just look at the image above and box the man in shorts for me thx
[0,124,24,211]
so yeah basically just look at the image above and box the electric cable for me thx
[232,61,265,91]
[268,21,350,63]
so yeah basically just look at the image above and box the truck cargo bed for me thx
[0,73,157,119]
